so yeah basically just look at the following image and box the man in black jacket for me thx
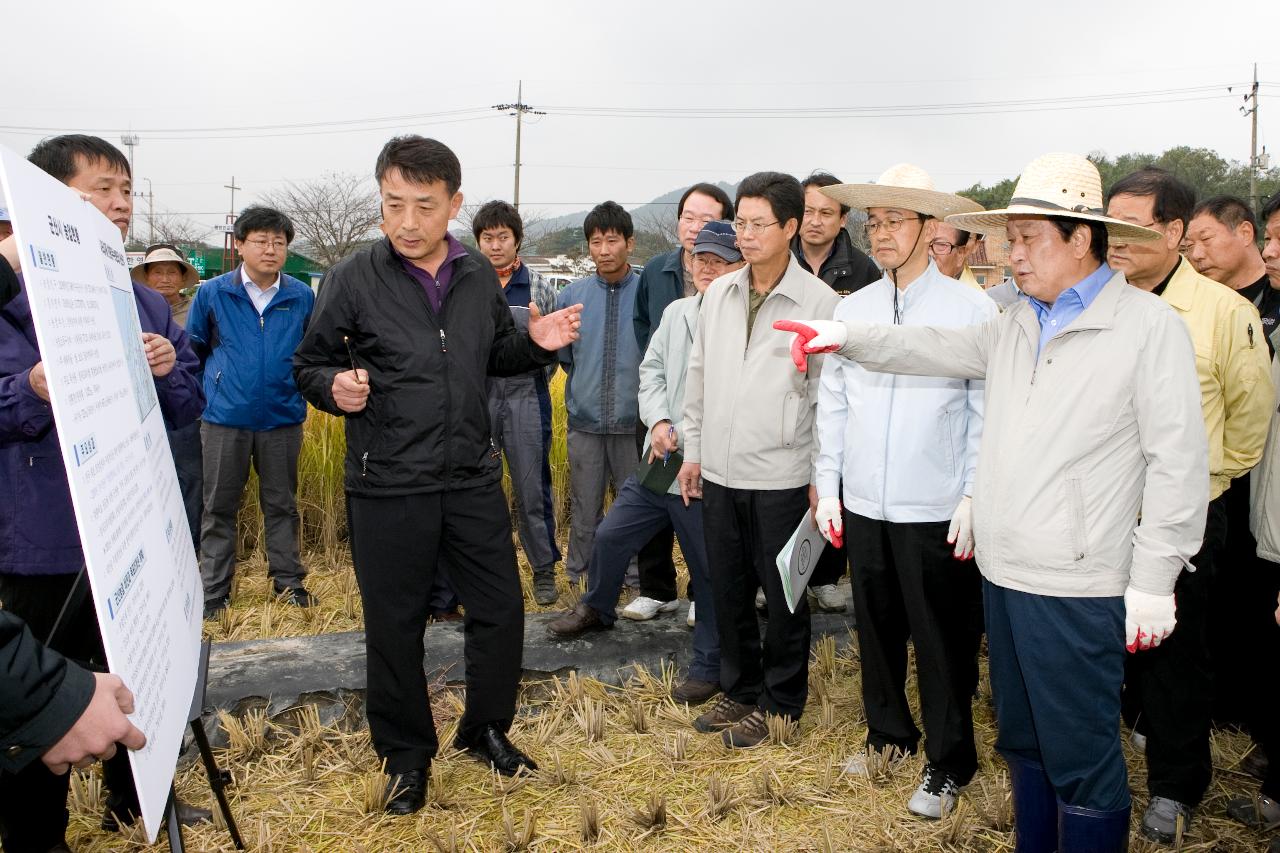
[293,136,582,816]
[792,171,881,296]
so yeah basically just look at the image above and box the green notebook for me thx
[636,449,682,495]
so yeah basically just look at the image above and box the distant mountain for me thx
[527,180,740,237]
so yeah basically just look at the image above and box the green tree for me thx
[959,147,1280,216]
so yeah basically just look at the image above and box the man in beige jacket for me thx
[677,171,840,749]
[777,153,1208,852]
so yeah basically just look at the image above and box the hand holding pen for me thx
[332,335,370,413]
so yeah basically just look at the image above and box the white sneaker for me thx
[686,601,696,628]
[907,764,960,819]
[620,596,679,621]
[755,588,767,611]
[809,584,847,613]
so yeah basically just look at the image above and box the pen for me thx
[344,335,364,384]
[662,425,675,466]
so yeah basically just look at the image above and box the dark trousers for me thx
[581,476,718,681]
[0,574,135,852]
[1123,494,1225,806]
[702,481,811,719]
[845,513,981,783]
[199,422,305,601]
[1251,554,1280,801]
[1211,475,1276,727]
[169,419,204,552]
[347,484,524,774]
[634,424,679,602]
[985,580,1129,811]
[810,539,847,587]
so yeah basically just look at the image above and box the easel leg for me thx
[189,639,245,849]
[165,786,186,853]
[190,716,245,849]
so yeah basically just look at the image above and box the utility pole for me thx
[492,81,544,210]
[120,133,139,243]
[133,177,154,246]
[222,176,242,274]
[224,176,241,216]
[1241,64,1261,217]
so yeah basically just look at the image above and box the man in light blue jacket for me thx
[548,223,743,705]
[812,165,994,820]
[556,202,645,586]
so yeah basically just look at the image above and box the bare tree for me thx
[259,172,381,269]
[633,209,678,252]
[147,214,211,249]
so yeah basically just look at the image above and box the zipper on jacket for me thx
[441,324,452,486]
[361,451,369,477]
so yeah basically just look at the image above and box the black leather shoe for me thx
[454,724,538,776]
[203,595,230,621]
[102,795,212,831]
[275,585,317,608]
[385,767,428,815]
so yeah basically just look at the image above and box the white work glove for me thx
[946,496,973,560]
[1124,586,1177,652]
[814,497,843,548]
[772,320,848,373]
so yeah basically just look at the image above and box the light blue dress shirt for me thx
[1025,263,1112,356]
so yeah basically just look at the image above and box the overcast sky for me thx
[4,0,1276,235]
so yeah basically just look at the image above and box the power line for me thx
[0,106,491,135]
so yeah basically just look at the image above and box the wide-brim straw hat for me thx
[946,152,1162,242]
[130,245,200,288]
[820,164,985,220]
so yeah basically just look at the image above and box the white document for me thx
[775,510,828,614]
[0,145,202,843]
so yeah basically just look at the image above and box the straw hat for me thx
[130,245,200,288]
[946,152,1161,242]
[820,164,984,220]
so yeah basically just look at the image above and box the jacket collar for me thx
[1160,257,1198,312]
[1010,269,1127,353]
[661,248,684,275]
[217,265,303,303]
[378,235,482,281]
[731,254,809,306]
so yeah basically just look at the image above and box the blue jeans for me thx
[581,476,719,682]
[984,579,1129,811]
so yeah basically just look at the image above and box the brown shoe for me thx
[722,708,769,749]
[692,696,754,733]
[672,678,720,705]
[546,603,609,639]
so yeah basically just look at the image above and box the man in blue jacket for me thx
[557,202,644,588]
[0,133,207,850]
[186,206,316,619]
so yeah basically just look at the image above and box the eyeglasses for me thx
[732,219,780,236]
[928,239,958,256]
[863,216,921,236]
[679,213,717,226]
[691,253,730,267]
[244,238,287,251]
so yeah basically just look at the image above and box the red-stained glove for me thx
[772,320,848,372]
[1124,587,1176,652]
[815,497,843,548]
